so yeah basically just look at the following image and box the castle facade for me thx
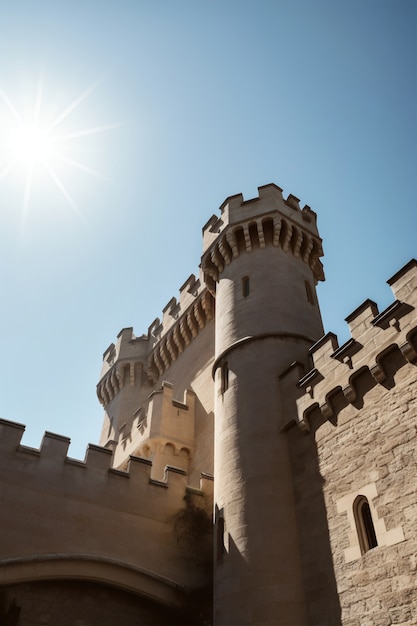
[0,184,416,625]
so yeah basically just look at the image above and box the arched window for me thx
[353,495,378,554]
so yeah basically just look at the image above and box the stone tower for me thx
[201,184,325,626]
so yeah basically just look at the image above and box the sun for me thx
[9,125,53,164]
[0,75,117,220]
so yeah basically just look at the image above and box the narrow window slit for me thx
[305,280,314,304]
[217,515,226,559]
[242,276,250,298]
[221,362,229,393]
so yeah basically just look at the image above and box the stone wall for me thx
[293,259,417,625]
[316,353,417,626]
[0,418,213,612]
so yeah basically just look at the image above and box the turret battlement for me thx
[202,183,318,248]
[100,327,149,379]
[146,276,214,382]
[97,274,214,398]
[296,259,417,430]
[201,183,324,294]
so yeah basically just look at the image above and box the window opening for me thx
[217,515,226,559]
[221,362,229,393]
[242,276,250,298]
[354,495,378,554]
[305,280,314,304]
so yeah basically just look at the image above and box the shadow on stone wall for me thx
[0,580,213,626]
[0,590,21,626]
[173,490,213,625]
[287,422,342,626]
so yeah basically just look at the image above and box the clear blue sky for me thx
[0,1,415,459]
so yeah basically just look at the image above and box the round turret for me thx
[201,184,325,626]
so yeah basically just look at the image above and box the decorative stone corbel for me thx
[343,383,357,404]
[343,355,353,369]
[400,340,417,364]
[305,385,314,399]
[389,317,400,332]
[320,401,333,420]
[370,362,386,384]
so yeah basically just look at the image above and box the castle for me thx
[0,183,416,626]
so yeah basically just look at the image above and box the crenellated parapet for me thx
[0,417,214,602]
[296,259,417,430]
[97,276,214,404]
[201,183,324,293]
[97,327,148,406]
[0,417,212,512]
[146,277,214,382]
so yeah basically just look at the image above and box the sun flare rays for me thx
[0,75,117,222]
